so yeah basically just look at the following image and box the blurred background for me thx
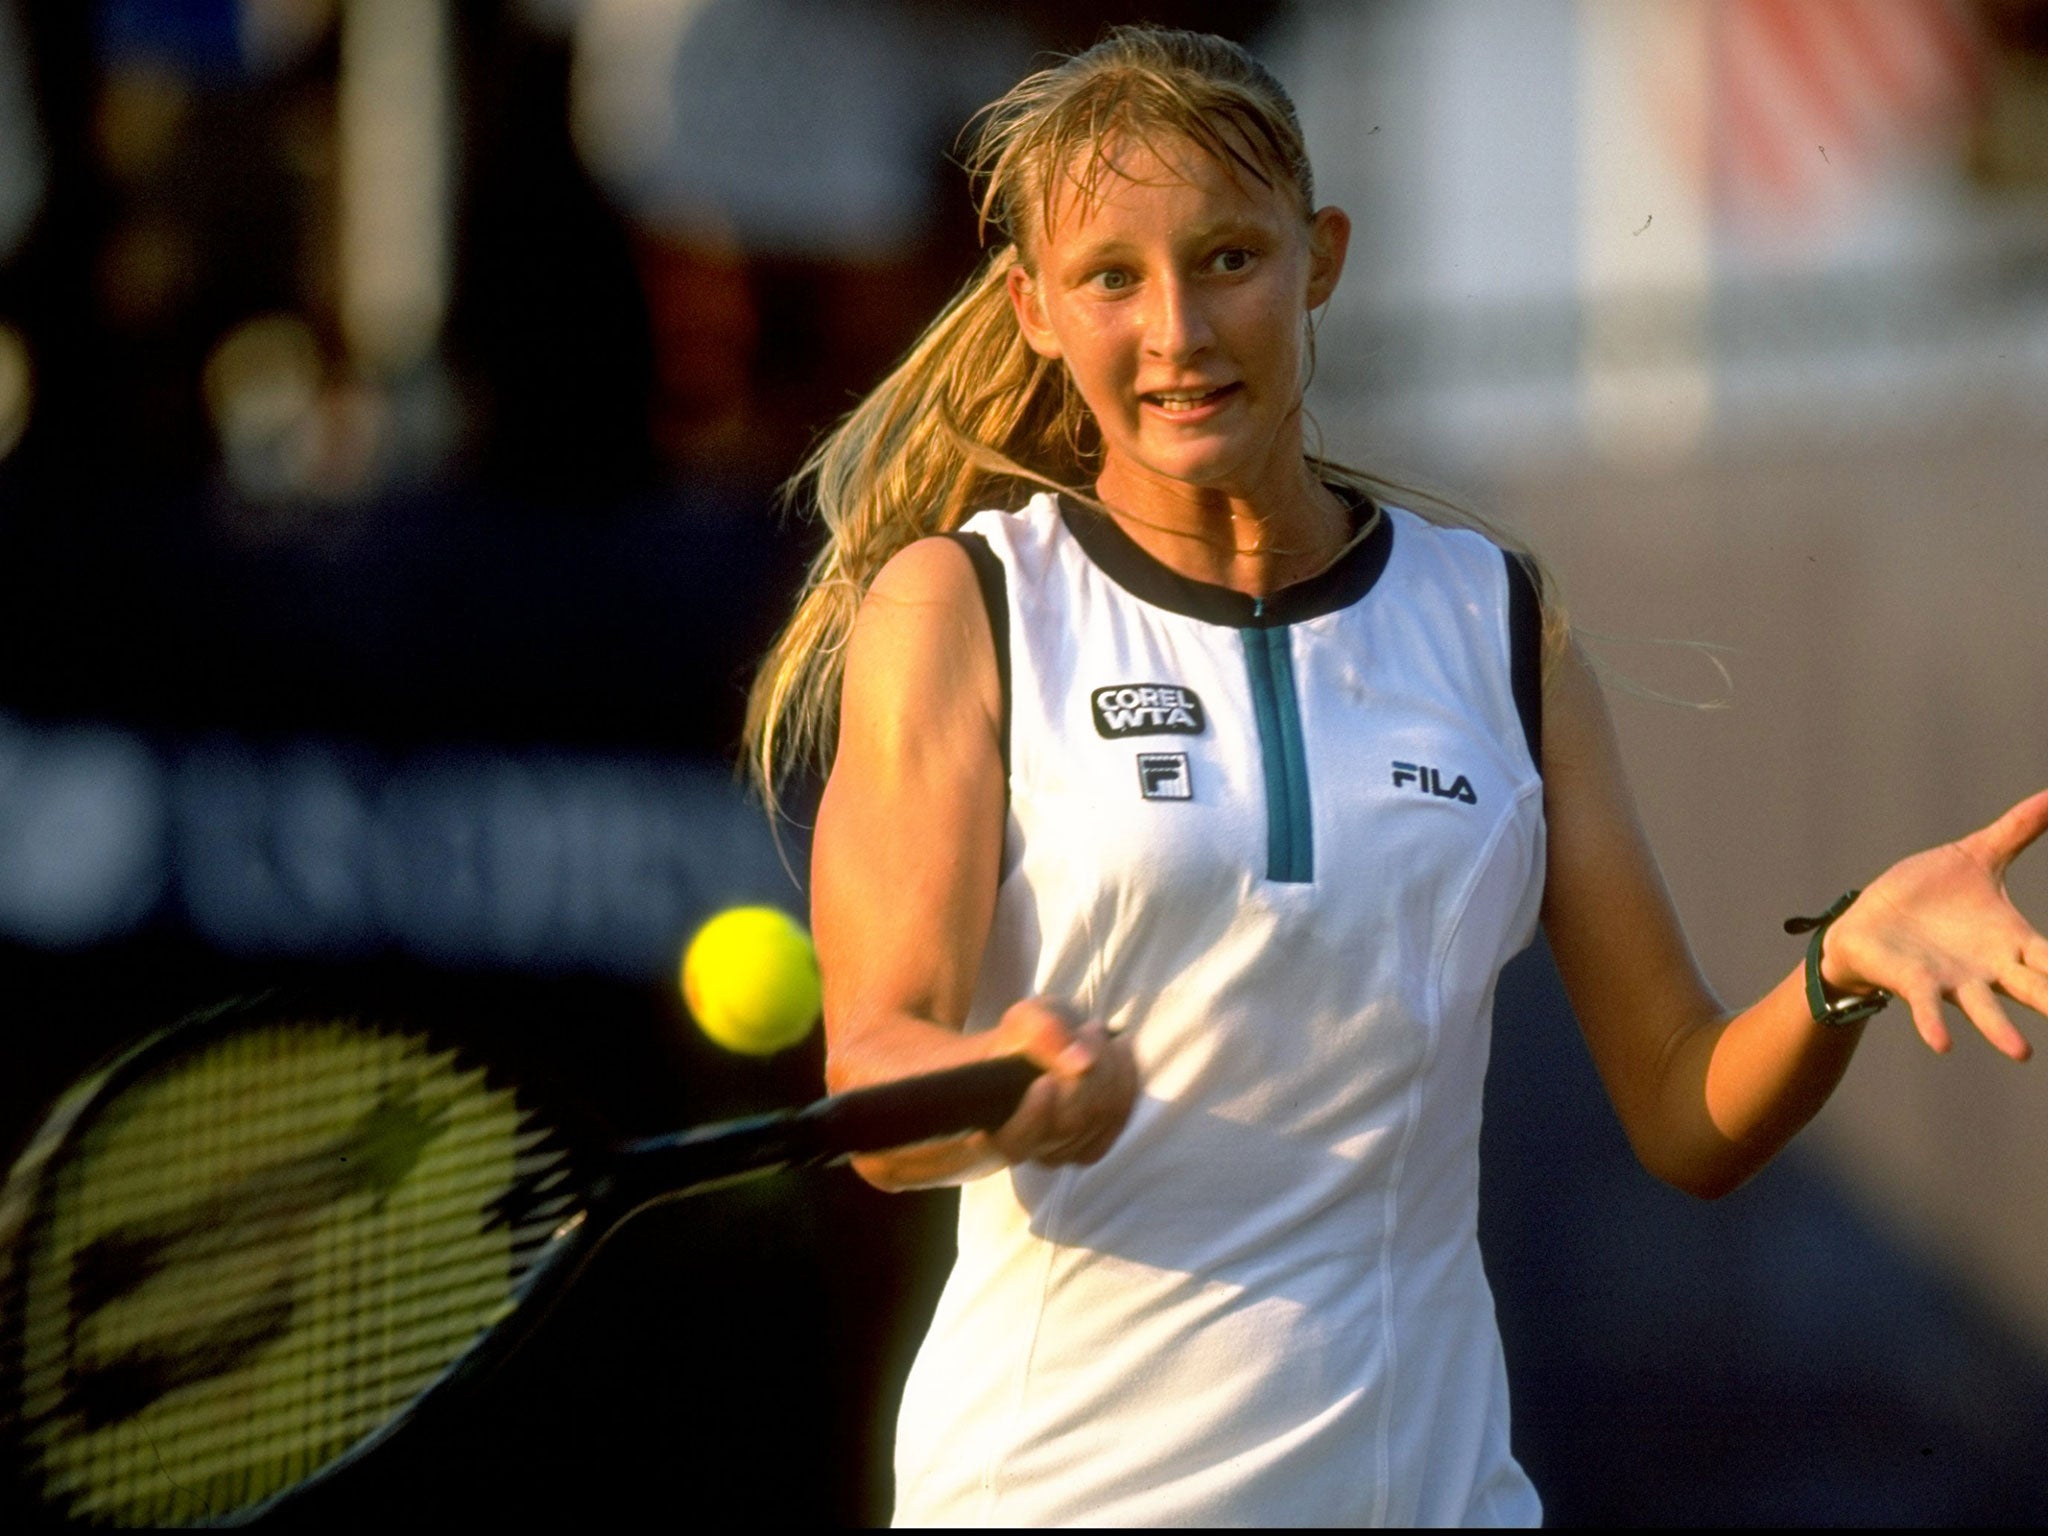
[1,0,2045,1523]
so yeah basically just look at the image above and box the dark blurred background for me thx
[2,0,2047,1524]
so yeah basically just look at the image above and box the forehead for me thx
[1037,132,1296,251]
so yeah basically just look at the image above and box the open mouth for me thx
[1142,384,1240,415]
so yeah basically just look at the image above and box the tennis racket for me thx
[0,995,1038,1527]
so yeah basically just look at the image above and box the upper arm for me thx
[1540,640,1724,1146]
[811,536,1008,1084]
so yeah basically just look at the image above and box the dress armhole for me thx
[1503,548,1543,774]
[942,531,1011,781]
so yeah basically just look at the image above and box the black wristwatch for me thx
[1784,889,1892,1027]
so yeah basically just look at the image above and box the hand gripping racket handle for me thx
[793,1053,1044,1154]
[611,1054,1042,1205]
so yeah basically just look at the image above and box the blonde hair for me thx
[744,26,1561,815]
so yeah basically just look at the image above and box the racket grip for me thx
[798,1054,1042,1159]
[615,1056,1043,1203]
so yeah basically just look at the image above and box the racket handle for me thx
[616,1055,1042,1203]
[796,1054,1043,1157]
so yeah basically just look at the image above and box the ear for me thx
[1304,206,1351,312]
[1006,261,1063,360]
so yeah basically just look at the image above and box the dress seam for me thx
[1371,775,1542,1526]
[976,1164,1079,1522]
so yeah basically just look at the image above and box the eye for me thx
[1210,247,1255,276]
[1090,268,1134,294]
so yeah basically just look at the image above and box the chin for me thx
[1132,438,1269,492]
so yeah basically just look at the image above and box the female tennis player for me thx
[745,26,2048,1527]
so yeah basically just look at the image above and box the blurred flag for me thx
[1712,0,1987,226]
[1577,0,1715,460]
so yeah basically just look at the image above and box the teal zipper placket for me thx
[1239,622,1314,884]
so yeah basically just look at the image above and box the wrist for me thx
[1784,889,1891,1027]
[1816,924,1869,998]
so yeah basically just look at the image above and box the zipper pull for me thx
[1251,596,1265,619]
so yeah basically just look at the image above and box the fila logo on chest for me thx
[1092,683,1206,738]
[1392,761,1478,805]
[1137,752,1192,800]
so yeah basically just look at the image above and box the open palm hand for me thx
[1823,788,2048,1059]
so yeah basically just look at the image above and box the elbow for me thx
[1654,1162,1747,1202]
[1626,1128,1759,1203]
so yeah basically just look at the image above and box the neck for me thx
[1092,455,1351,597]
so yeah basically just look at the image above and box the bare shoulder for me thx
[863,531,981,603]
[841,534,1000,750]
[851,535,984,650]
[1540,634,1615,782]
[1540,635,1651,916]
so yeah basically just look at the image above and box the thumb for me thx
[1052,1018,1111,1077]
[993,997,1086,1073]
[1964,787,2048,871]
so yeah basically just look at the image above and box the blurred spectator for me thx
[0,0,45,267]
[92,0,341,493]
[570,0,1032,481]
[564,0,1283,484]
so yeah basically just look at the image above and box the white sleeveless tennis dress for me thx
[891,492,1547,1527]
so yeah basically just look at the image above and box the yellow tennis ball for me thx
[680,906,822,1056]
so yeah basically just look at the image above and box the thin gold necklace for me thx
[1092,494,1383,583]
[1291,500,1384,582]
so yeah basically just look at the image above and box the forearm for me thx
[1641,965,1863,1199]
[827,1007,1014,1190]
[1542,642,1873,1200]
[809,536,1021,1190]
[826,997,1138,1191]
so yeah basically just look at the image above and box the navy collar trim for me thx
[1059,491,1395,628]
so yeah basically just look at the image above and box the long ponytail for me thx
[742,245,1094,817]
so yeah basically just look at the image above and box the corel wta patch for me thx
[1091,683,1206,738]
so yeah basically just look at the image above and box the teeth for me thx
[1151,389,1224,412]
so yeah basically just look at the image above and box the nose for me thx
[1141,273,1214,363]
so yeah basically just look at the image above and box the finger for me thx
[1016,1080,1105,1161]
[1038,1098,1117,1163]
[997,997,1083,1071]
[1055,1100,1128,1165]
[1901,982,1952,1055]
[1084,1030,1134,1086]
[1053,1018,1110,1077]
[1040,1126,1110,1165]
[992,1074,1064,1160]
[2023,933,2048,973]
[1065,1126,1120,1165]
[1045,1073,1134,1164]
[1963,786,2048,870]
[1996,963,2048,1021]
[1957,980,2032,1062]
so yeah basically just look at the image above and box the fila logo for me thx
[1137,752,1192,800]
[1392,761,1478,804]
[1092,683,1206,738]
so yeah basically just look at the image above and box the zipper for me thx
[1239,625,1313,883]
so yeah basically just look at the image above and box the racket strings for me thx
[7,1020,581,1527]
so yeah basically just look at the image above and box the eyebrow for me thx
[1178,217,1270,248]
[1058,218,1272,270]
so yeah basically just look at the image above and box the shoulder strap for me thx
[1502,549,1543,772]
[942,531,1011,779]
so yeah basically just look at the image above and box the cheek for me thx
[1058,314,1140,406]
[1230,293,1306,381]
